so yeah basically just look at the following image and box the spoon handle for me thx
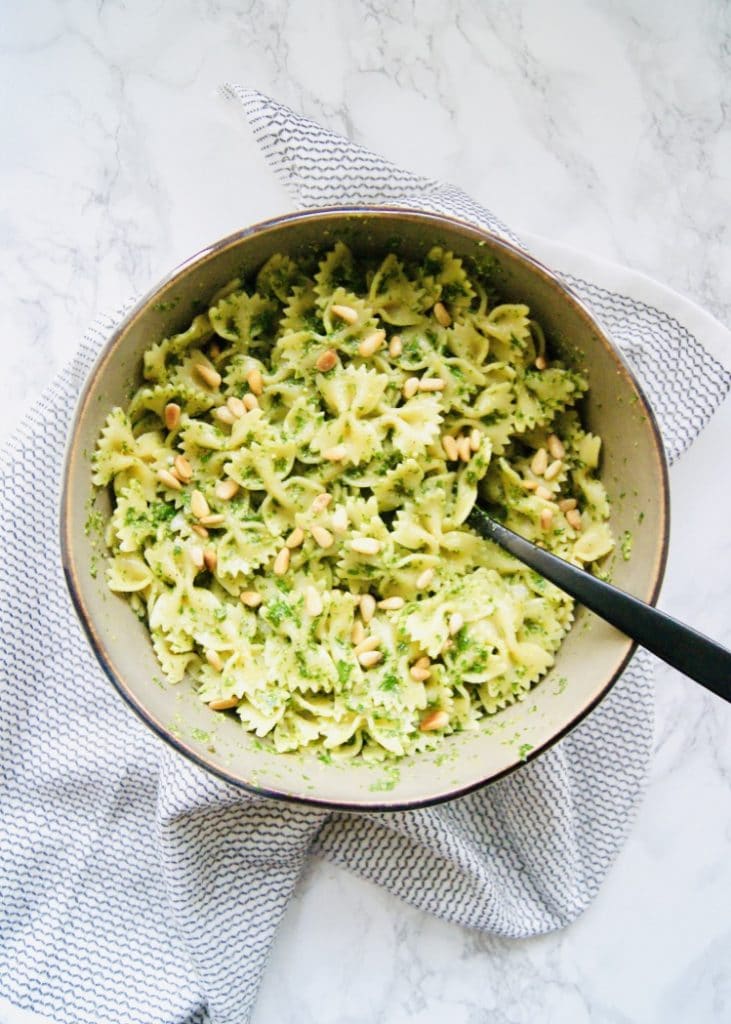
[467,507,731,703]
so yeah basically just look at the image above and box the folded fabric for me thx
[0,88,728,1024]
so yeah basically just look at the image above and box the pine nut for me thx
[522,479,538,491]
[215,479,239,501]
[240,590,262,608]
[311,492,332,513]
[323,445,347,462]
[433,301,451,327]
[358,330,385,357]
[547,434,565,460]
[208,696,239,711]
[195,363,222,389]
[191,490,210,519]
[350,537,381,555]
[214,406,235,426]
[315,349,339,373]
[414,656,431,669]
[174,455,193,482]
[360,593,376,623]
[544,459,563,481]
[448,612,464,636]
[331,506,348,533]
[378,596,404,611]
[531,448,548,475]
[243,393,259,411]
[203,547,217,572]
[420,709,449,732]
[351,619,365,646]
[566,509,583,530]
[273,547,290,576]
[164,403,181,430]
[559,498,578,512]
[416,568,435,589]
[470,428,482,452]
[540,508,553,530]
[305,586,323,617]
[227,396,246,418]
[285,526,304,549]
[311,525,334,549]
[189,546,204,569]
[358,650,383,669]
[247,368,263,395]
[410,665,431,681]
[331,304,358,325]
[418,377,445,392]
[456,435,471,462]
[535,355,548,370]
[535,485,553,501]
[191,524,209,539]
[206,649,223,671]
[389,335,403,358]
[354,634,380,656]
[158,469,182,491]
[442,435,459,461]
[199,514,225,527]
[403,377,419,399]
[208,341,221,360]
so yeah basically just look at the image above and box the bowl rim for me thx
[60,205,670,811]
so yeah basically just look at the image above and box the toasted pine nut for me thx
[522,479,539,491]
[358,650,383,669]
[208,341,221,360]
[195,363,221,389]
[203,547,217,572]
[566,509,583,530]
[448,612,464,636]
[414,655,431,669]
[559,498,578,512]
[331,303,358,325]
[469,428,482,452]
[331,506,348,533]
[199,514,225,527]
[247,368,263,395]
[544,459,563,481]
[164,403,181,430]
[540,508,554,530]
[227,396,246,418]
[416,568,435,589]
[284,526,304,549]
[174,455,193,482]
[191,490,210,519]
[547,434,565,460]
[240,590,262,608]
[243,393,259,411]
[418,377,445,392]
[158,469,182,491]
[410,665,431,681]
[301,586,321,618]
[315,349,339,373]
[403,377,419,399]
[191,524,209,539]
[214,406,235,426]
[208,696,239,711]
[433,301,451,327]
[358,329,385,358]
[535,485,553,501]
[420,709,449,732]
[354,634,380,656]
[389,335,403,358]
[311,492,332,513]
[323,445,347,462]
[531,448,548,475]
[350,537,381,555]
[206,649,223,671]
[456,435,471,462]
[189,546,204,569]
[535,355,548,370]
[351,619,365,646]
[360,593,376,623]
[215,479,239,501]
[442,435,459,461]
[273,547,290,576]
[311,525,334,549]
[378,596,404,611]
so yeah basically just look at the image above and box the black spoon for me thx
[467,505,731,703]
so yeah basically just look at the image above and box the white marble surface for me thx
[2,1,730,1022]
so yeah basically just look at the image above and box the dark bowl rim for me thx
[60,204,670,812]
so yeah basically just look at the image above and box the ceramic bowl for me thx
[61,207,669,809]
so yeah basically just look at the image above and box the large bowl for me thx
[61,207,669,809]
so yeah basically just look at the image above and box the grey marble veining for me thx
[1,1,729,1022]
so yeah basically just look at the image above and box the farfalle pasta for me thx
[93,243,614,761]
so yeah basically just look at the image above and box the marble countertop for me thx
[2,1,729,1022]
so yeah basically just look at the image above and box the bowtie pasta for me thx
[93,243,614,761]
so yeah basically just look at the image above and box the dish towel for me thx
[1,89,729,1024]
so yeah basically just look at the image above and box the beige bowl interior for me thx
[61,208,668,809]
